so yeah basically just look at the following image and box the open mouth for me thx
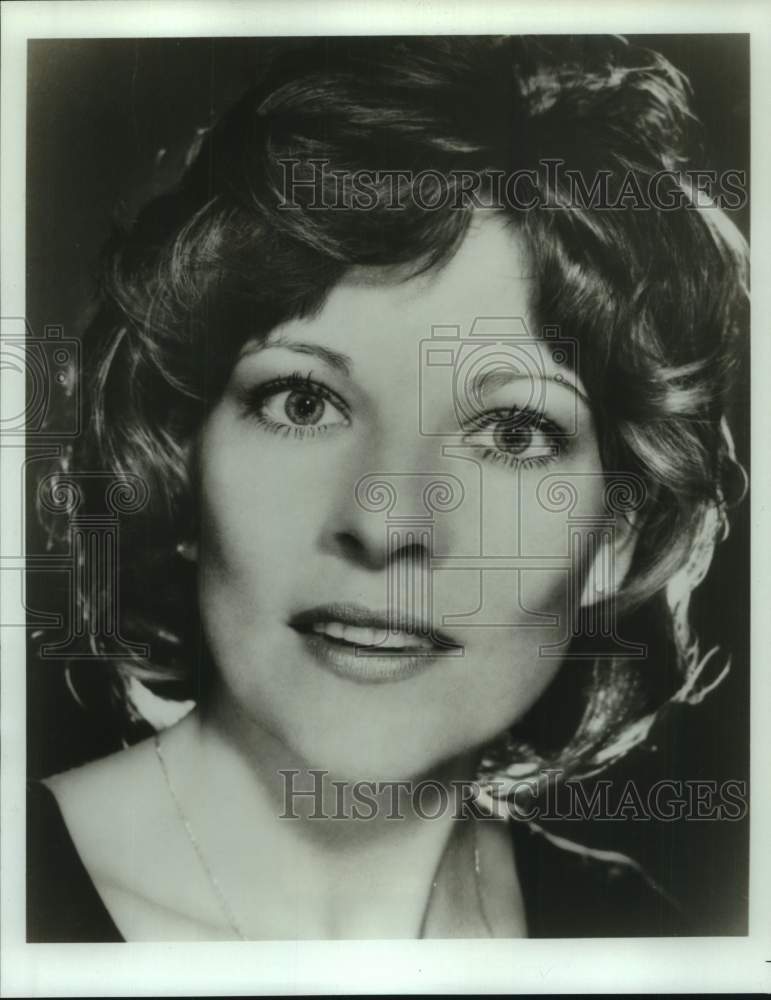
[307,620,439,653]
[288,602,463,683]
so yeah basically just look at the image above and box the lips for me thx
[289,602,460,652]
[288,602,462,683]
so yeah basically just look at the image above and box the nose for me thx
[317,443,465,573]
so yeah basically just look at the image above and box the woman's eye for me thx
[264,388,342,428]
[464,409,564,469]
[239,374,350,439]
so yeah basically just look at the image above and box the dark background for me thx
[25,35,750,935]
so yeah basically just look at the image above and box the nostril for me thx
[320,470,448,570]
[327,525,432,572]
[333,530,383,569]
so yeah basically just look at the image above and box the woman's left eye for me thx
[464,408,565,468]
[238,373,350,438]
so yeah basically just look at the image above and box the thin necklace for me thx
[473,824,495,938]
[154,733,493,940]
[417,819,494,938]
[154,734,247,941]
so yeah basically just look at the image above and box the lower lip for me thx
[293,629,460,685]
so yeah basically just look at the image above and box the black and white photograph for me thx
[1,1,769,995]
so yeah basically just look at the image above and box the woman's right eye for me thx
[238,372,351,439]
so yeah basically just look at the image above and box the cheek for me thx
[193,428,300,684]
[436,471,605,732]
[196,417,323,581]
[455,468,602,614]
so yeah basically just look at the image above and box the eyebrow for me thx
[240,337,590,406]
[472,368,590,407]
[239,336,353,377]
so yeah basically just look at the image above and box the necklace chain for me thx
[154,733,493,940]
[154,734,247,940]
[473,830,495,938]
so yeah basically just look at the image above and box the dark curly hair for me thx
[41,35,748,792]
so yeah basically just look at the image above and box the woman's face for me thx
[197,214,608,780]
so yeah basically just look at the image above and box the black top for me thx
[27,781,123,943]
[27,781,688,942]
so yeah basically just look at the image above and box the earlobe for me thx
[176,539,199,563]
[579,513,638,608]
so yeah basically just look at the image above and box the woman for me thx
[28,35,748,941]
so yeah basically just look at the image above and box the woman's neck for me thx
[158,699,510,938]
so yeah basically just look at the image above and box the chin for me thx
[275,710,484,785]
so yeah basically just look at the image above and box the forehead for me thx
[245,213,583,397]
[264,213,537,351]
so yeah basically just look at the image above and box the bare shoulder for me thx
[45,735,172,885]
[44,719,223,939]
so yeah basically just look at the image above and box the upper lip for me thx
[289,602,461,649]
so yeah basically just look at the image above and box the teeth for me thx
[311,621,429,649]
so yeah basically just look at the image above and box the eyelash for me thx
[464,408,566,469]
[236,372,568,466]
[237,370,350,439]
